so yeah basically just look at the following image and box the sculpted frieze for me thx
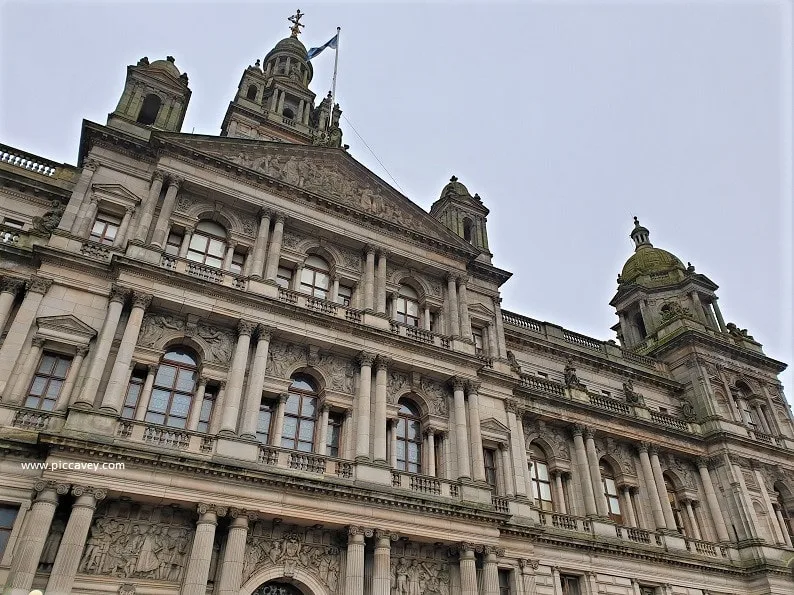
[664,455,696,490]
[137,314,234,365]
[419,377,449,416]
[390,541,452,595]
[243,522,341,591]
[314,351,355,393]
[388,371,411,405]
[266,341,308,379]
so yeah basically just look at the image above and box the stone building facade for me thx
[1,17,793,595]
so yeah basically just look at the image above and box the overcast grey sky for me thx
[1,1,791,395]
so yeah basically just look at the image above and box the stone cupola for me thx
[430,176,492,263]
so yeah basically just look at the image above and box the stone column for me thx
[423,305,431,331]
[754,466,786,544]
[4,482,66,595]
[584,428,609,516]
[622,487,637,527]
[363,245,376,311]
[630,579,643,595]
[775,507,793,547]
[208,381,227,434]
[0,277,24,332]
[46,486,106,595]
[112,206,135,248]
[219,320,256,436]
[331,277,340,304]
[551,567,563,595]
[7,336,46,404]
[291,263,304,291]
[134,365,157,420]
[270,393,289,446]
[177,226,193,259]
[0,276,51,396]
[518,559,538,595]
[317,405,330,455]
[649,446,677,529]
[683,499,702,540]
[458,277,472,339]
[446,274,460,337]
[182,504,226,595]
[76,195,100,238]
[132,171,165,243]
[373,356,389,463]
[553,472,567,514]
[264,213,286,280]
[492,297,507,358]
[482,547,500,595]
[186,377,208,431]
[389,419,398,468]
[572,425,597,515]
[240,325,274,438]
[375,249,388,314]
[452,377,471,480]
[355,352,374,460]
[373,530,396,595]
[467,380,486,482]
[458,544,477,595]
[342,408,354,459]
[217,510,254,595]
[499,444,515,497]
[56,346,89,410]
[425,430,437,477]
[60,158,98,233]
[101,292,152,413]
[222,241,237,271]
[506,401,530,498]
[712,298,728,332]
[638,443,667,530]
[345,526,367,595]
[150,176,183,249]
[73,285,129,408]
[248,210,271,279]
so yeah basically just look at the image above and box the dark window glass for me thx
[196,390,215,433]
[145,348,197,428]
[281,375,318,451]
[529,445,554,512]
[165,231,183,256]
[560,575,582,595]
[396,400,422,473]
[257,399,275,444]
[472,328,484,354]
[122,369,147,419]
[498,569,511,595]
[395,285,420,327]
[25,352,72,411]
[0,505,19,557]
[327,412,343,457]
[484,448,497,489]
[276,266,293,289]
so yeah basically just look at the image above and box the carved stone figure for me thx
[679,398,697,422]
[138,313,185,348]
[39,517,65,568]
[727,323,754,342]
[563,358,584,389]
[32,200,65,233]
[623,379,644,405]
[197,323,234,365]
[507,350,521,373]
[266,341,307,378]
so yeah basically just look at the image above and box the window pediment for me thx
[36,314,97,344]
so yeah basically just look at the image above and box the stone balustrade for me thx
[390,470,461,498]
[158,255,248,289]
[649,410,689,432]
[258,445,354,479]
[12,407,65,431]
[389,320,452,349]
[115,420,216,454]
[589,393,631,415]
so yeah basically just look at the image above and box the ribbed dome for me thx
[440,176,471,198]
[267,36,308,59]
[620,245,686,285]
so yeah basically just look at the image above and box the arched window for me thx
[463,218,474,243]
[600,461,622,523]
[634,312,647,339]
[282,374,318,451]
[395,284,420,327]
[146,348,198,428]
[299,255,330,299]
[246,84,258,100]
[188,220,227,269]
[137,94,162,125]
[664,475,687,535]
[529,444,554,511]
[774,487,794,542]
[253,582,304,595]
[283,107,296,119]
[396,399,422,473]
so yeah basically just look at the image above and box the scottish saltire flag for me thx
[307,34,338,60]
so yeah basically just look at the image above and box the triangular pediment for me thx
[480,418,510,436]
[468,302,495,318]
[157,134,479,254]
[37,315,97,339]
[91,183,141,204]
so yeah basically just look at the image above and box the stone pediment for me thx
[91,183,141,204]
[36,314,97,341]
[468,302,495,318]
[160,135,478,253]
[480,417,510,437]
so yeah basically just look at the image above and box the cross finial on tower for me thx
[288,9,305,37]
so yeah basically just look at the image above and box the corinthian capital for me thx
[131,292,153,310]
[237,320,256,337]
[28,276,53,295]
[357,351,375,367]
[375,355,391,371]
[451,376,467,391]
[466,379,481,394]
[109,285,130,304]
[0,277,25,294]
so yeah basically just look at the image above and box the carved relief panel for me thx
[137,313,234,365]
[390,541,452,595]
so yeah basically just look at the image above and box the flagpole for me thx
[328,26,341,131]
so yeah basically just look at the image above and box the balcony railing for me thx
[389,320,452,349]
[538,511,593,533]
[115,420,216,454]
[390,470,461,498]
[80,239,114,261]
[589,393,631,415]
[12,407,63,431]
[519,374,565,397]
[159,254,248,290]
[491,495,510,513]
[1,144,58,176]
[258,445,353,479]
[649,410,688,432]
[615,525,652,544]
[684,537,728,558]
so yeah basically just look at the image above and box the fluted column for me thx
[60,158,98,232]
[345,526,367,595]
[0,276,51,396]
[271,393,289,446]
[506,401,529,498]
[240,325,274,438]
[73,285,128,408]
[58,346,89,409]
[5,482,65,595]
[373,530,396,595]
[584,428,608,516]
[355,352,374,460]
[649,446,677,529]
[182,504,226,595]
[217,510,254,595]
[638,443,667,529]
[519,559,538,595]
[7,336,46,404]
[452,377,471,480]
[572,425,597,515]
[133,170,165,243]
[248,210,271,279]
[363,245,375,311]
[373,355,389,463]
[0,277,24,332]
[101,292,152,413]
[458,544,477,595]
[219,320,256,436]
[150,176,183,249]
[112,206,135,248]
[483,547,500,595]
[458,276,472,339]
[46,486,106,595]
[447,274,460,337]
[264,214,286,281]
[467,380,486,482]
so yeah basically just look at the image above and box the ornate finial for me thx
[687,261,695,272]
[450,175,458,182]
[255,59,261,68]
[633,215,640,226]
[288,9,305,37]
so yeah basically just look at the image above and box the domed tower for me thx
[430,176,492,263]
[610,217,738,351]
[220,10,342,146]
[107,56,191,138]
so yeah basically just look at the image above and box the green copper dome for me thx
[619,217,686,286]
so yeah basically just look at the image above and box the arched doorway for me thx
[252,582,305,595]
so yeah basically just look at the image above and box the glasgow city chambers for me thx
[0,13,792,595]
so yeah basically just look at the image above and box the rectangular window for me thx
[483,448,498,489]
[640,588,657,595]
[327,411,343,456]
[89,212,121,245]
[276,266,293,289]
[0,504,19,557]
[229,251,245,275]
[2,218,24,229]
[165,231,183,256]
[26,352,72,410]
[257,399,275,444]
[560,575,582,595]
[498,569,511,595]
[337,284,352,307]
[122,369,147,419]
[472,327,484,354]
[196,390,215,433]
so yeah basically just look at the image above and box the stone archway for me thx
[251,581,305,595]
[241,566,331,595]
